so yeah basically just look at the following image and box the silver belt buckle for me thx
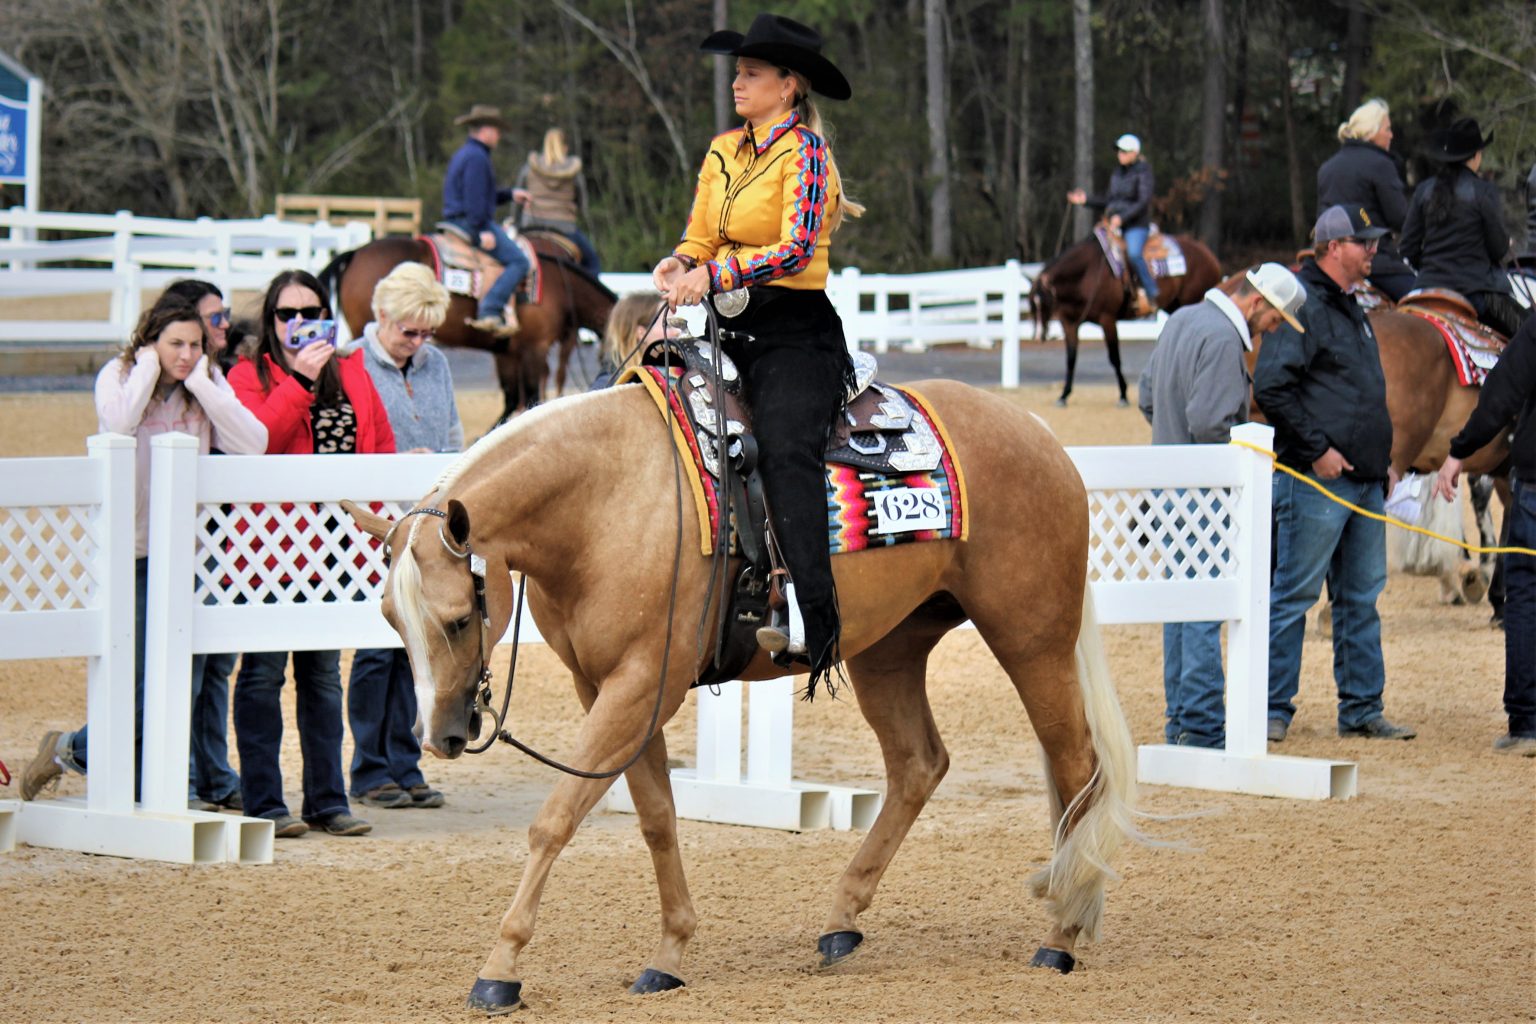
[712,288,750,318]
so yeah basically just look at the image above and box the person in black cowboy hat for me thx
[651,13,862,695]
[442,104,531,338]
[1400,116,1528,338]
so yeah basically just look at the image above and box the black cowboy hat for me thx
[1425,117,1493,163]
[700,14,852,101]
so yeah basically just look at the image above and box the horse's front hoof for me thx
[1117,397,1129,408]
[817,930,864,967]
[629,968,685,995]
[1029,946,1077,974]
[1055,396,1069,408]
[466,977,523,1015]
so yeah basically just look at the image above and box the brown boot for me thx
[20,730,65,801]
[1133,288,1156,318]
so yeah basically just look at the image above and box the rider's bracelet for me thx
[673,254,698,271]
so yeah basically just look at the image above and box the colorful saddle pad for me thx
[1398,290,1506,387]
[618,357,968,559]
[422,231,542,308]
[1094,224,1186,281]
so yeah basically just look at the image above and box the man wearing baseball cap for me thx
[1254,204,1415,743]
[1067,132,1159,316]
[1137,262,1305,748]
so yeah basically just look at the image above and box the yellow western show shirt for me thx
[674,109,842,294]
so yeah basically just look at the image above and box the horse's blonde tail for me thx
[1029,587,1139,943]
[1393,472,1463,579]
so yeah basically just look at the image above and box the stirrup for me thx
[756,582,806,656]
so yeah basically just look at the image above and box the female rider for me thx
[651,13,861,694]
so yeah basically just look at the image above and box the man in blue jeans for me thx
[1254,204,1416,743]
[1433,315,1536,756]
[1138,263,1307,747]
[443,104,530,338]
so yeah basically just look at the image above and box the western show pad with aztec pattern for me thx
[622,366,967,558]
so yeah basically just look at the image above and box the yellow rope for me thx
[1228,438,1536,557]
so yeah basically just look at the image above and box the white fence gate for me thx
[3,420,1355,865]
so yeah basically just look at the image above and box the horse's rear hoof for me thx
[1029,947,1077,974]
[629,968,685,995]
[466,977,522,1015]
[817,930,864,967]
[1055,396,1069,408]
[1116,397,1129,408]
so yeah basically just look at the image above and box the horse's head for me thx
[344,497,515,759]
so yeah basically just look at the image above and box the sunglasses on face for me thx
[207,309,232,328]
[1342,237,1379,250]
[398,328,435,342]
[274,305,325,322]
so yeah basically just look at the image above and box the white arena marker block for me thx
[18,798,232,864]
[1137,744,1357,801]
[224,816,275,865]
[0,800,17,852]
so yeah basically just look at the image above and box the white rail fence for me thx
[1,420,1353,865]
[3,210,1163,387]
[0,208,372,343]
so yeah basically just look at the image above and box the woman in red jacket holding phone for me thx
[229,269,394,838]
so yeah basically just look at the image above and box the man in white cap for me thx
[1068,132,1159,316]
[1255,204,1416,743]
[1137,262,1306,748]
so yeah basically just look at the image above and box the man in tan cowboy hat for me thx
[444,104,529,337]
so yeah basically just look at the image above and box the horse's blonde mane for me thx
[435,389,613,494]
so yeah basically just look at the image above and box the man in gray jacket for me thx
[1137,263,1305,747]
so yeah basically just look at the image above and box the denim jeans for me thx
[347,647,426,795]
[1123,225,1159,297]
[61,557,149,798]
[1504,477,1536,736]
[1267,471,1388,730]
[233,649,350,822]
[462,221,531,319]
[1158,489,1226,746]
[189,651,241,802]
[1163,622,1226,746]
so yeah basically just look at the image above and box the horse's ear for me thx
[446,499,472,547]
[341,499,393,541]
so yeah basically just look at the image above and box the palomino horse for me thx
[344,376,1137,1012]
[1372,307,1511,603]
[318,234,615,424]
[1033,232,1221,406]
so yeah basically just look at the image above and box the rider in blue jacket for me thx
[443,105,530,337]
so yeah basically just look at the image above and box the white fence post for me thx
[1001,258,1022,389]
[139,434,199,813]
[1225,422,1274,758]
[87,433,138,813]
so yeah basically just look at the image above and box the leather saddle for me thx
[637,333,942,684]
[1397,287,1508,383]
[428,222,540,308]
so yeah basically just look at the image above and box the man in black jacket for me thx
[1254,204,1417,743]
[1433,316,1536,755]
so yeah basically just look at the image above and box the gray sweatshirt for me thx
[1137,290,1253,445]
[351,323,464,452]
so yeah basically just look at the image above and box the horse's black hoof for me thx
[629,968,685,995]
[817,930,864,967]
[1029,946,1077,974]
[466,977,523,1015]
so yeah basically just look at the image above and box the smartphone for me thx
[283,317,337,351]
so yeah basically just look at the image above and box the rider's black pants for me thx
[720,288,854,693]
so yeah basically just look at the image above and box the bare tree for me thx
[1015,6,1035,260]
[1198,0,1226,242]
[1071,0,1094,238]
[713,0,731,136]
[925,0,951,261]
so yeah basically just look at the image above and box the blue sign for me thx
[0,94,27,183]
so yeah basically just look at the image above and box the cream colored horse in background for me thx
[346,377,1138,1013]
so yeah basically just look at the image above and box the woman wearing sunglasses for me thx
[228,269,395,839]
[344,261,460,812]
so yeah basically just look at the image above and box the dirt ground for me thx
[0,380,1531,1024]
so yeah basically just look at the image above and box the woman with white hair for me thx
[1316,97,1416,301]
[346,261,462,812]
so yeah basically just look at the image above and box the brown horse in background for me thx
[318,234,615,424]
[1032,232,1221,406]
[343,377,1139,1012]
